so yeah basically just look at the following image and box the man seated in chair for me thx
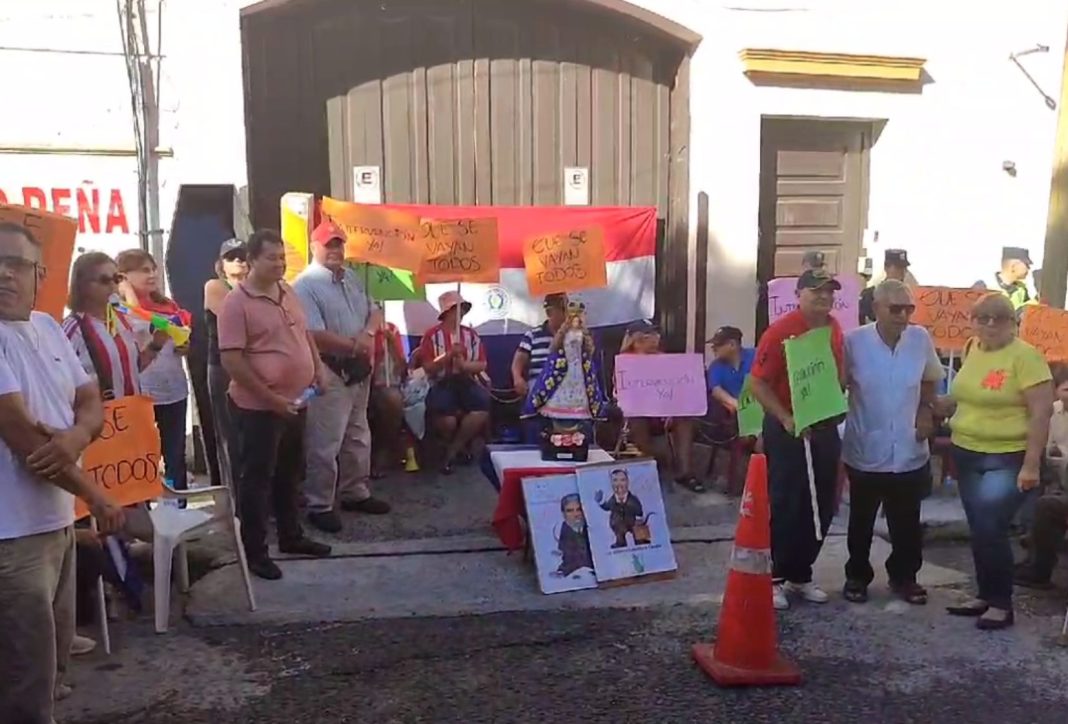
[704,325,756,492]
[617,320,703,492]
[418,291,491,475]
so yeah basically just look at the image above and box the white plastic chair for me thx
[147,482,256,633]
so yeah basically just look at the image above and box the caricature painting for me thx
[522,474,597,594]
[575,458,677,583]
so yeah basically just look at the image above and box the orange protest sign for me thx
[320,197,424,272]
[75,395,163,519]
[417,217,500,284]
[0,204,77,321]
[912,286,986,352]
[1020,305,1068,361]
[522,225,608,296]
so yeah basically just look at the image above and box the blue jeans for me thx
[952,446,1034,610]
[154,399,188,491]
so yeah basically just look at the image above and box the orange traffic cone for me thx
[692,453,802,686]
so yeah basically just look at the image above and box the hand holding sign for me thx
[418,217,500,284]
[783,326,846,435]
[320,197,424,272]
[523,225,608,296]
[614,353,708,418]
[0,203,77,321]
[75,396,164,519]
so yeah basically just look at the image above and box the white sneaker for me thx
[784,581,830,603]
[71,634,97,656]
[772,583,790,610]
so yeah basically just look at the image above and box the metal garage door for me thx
[241,0,696,345]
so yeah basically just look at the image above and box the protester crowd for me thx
[2,204,1067,724]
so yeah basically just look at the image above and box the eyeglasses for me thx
[0,256,39,274]
[222,252,247,262]
[973,314,1013,326]
[888,304,916,316]
[93,273,123,286]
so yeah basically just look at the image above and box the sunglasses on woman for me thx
[93,273,124,286]
[973,313,1013,326]
[223,251,247,262]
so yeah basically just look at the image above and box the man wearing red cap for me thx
[293,220,390,534]
[418,290,491,474]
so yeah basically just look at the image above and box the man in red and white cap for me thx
[417,290,491,474]
[293,220,391,534]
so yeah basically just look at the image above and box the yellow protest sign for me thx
[75,395,164,519]
[0,203,77,322]
[1021,305,1068,361]
[320,197,424,272]
[522,225,608,296]
[912,286,986,352]
[417,217,500,284]
[280,192,312,282]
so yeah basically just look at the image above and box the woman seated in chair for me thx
[418,291,491,474]
[617,320,704,492]
[368,305,409,476]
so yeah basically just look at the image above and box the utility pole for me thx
[1041,26,1068,308]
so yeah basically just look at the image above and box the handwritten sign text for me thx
[523,226,608,296]
[614,353,708,418]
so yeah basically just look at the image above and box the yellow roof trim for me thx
[739,49,927,82]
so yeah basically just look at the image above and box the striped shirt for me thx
[418,322,487,385]
[518,322,554,383]
[62,312,141,399]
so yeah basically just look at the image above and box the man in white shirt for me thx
[842,279,944,605]
[0,221,124,724]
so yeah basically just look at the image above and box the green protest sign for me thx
[348,262,426,301]
[784,326,847,435]
[736,376,765,438]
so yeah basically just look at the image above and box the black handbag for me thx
[321,353,372,386]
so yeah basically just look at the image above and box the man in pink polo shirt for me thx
[219,229,331,580]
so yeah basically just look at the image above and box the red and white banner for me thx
[372,204,657,336]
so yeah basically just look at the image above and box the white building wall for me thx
[2,0,1065,342]
[631,0,1068,339]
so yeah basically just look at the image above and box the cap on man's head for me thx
[218,238,246,258]
[709,325,743,347]
[801,250,826,269]
[625,319,659,336]
[311,220,346,246]
[885,249,910,268]
[796,268,842,292]
[543,292,568,310]
[1002,246,1033,266]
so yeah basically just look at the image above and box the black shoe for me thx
[307,510,343,533]
[249,558,282,580]
[843,580,868,603]
[976,608,1015,630]
[946,599,989,617]
[340,497,392,515]
[278,538,332,557]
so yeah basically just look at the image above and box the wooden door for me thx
[758,118,870,280]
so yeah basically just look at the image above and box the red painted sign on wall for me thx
[0,186,130,235]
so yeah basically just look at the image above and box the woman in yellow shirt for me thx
[937,293,1052,629]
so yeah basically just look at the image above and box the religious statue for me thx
[523,302,606,459]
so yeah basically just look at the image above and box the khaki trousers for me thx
[303,366,372,513]
[0,525,76,724]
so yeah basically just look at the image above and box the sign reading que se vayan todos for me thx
[0,203,76,322]
[522,225,608,296]
[75,395,164,519]
[418,217,501,284]
[614,353,708,418]
[784,326,847,435]
[320,197,424,272]
[911,286,986,352]
[1020,305,1068,361]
